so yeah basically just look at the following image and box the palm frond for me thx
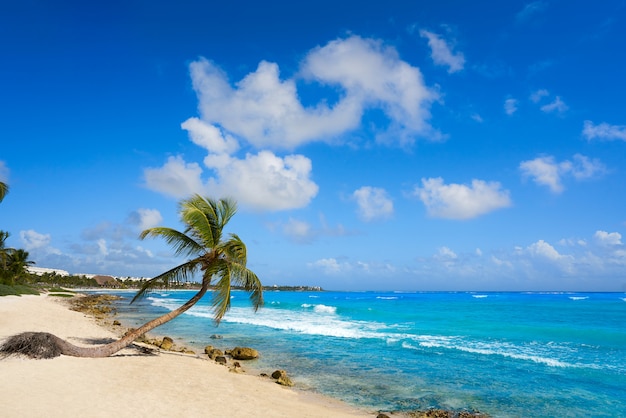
[181,195,237,250]
[180,195,218,247]
[230,263,264,311]
[139,227,204,259]
[131,259,201,303]
[223,234,247,265]
[0,182,8,203]
[210,260,232,324]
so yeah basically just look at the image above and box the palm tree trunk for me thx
[53,285,210,358]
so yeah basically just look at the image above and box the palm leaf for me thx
[139,227,204,259]
[131,259,201,303]
[0,182,8,203]
[210,260,232,323]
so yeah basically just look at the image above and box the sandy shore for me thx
[0,294,370,418]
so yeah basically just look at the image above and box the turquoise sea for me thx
[100,290,626,417]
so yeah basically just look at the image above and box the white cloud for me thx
[352,186,393,222]
[414,177,512,220]
[594,230,623,246]
[569,154,606,179]
[97,238,108,257]
[582,120,626,142]
[131,208,163,231]
[20,229,52,251]
[203,150,318,211]
[527,240,564,261]
[436,246,458,260]
[491,255,513,268]
[471,113,483,123]
[190,35,439,149]
[520,154,606,193]
[529,89,549,103]
[282,218,313,243]
[519,155,567,193]
[145,142,318,213]
[504,98,518,115]
[540,96,568,114]
[181,117,240,155]
[144,155,205,199]
[308,258,351,274]
[419,30,465,73]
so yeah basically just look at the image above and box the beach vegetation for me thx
[0,194,263,358]
[0,284,40,297]
[1,231,36,287]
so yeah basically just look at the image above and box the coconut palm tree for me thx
[0,195,263,358]
[4,249,35,285]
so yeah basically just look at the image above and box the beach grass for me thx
[0,284,40,297]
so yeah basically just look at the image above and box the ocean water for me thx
[101,290,626,417]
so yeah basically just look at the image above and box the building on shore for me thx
[27,266,70,277]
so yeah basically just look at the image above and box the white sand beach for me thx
[0,294,370,418]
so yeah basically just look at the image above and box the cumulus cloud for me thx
[582,120,626,142]
[594,230,623,246]
[308,258,351,274]
[504,98,518,115]
[282,218,313,244]
[520,154,606,193]
[527,239,564,261]
[129,208,163,231]
[419,30,465,73]
[144,152,318,212]
[437,246,458,259]
[471,113,483,123]
[529,88,549,103]
[181,117,239,154]
[308,257,395,277]
[540,96,568,114]
[414,177,512,220]
[352,186,393,221]
[203,151,318,211]
[20,229,52,251]
[191,35,439,149]
[146,35,444,212]
[144,156,205,199]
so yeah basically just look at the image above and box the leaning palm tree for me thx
[0,195,263,358]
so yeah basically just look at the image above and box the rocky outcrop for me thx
[204,345,224,360]
[389,409,489,418]
[230,346,259,360]
[271,369,294,387]
[159,337,174,351]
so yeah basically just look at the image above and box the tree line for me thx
[0,181,35,289]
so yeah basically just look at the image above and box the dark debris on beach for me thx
[377,409,489,418]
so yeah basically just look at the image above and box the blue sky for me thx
[1,0,625,291]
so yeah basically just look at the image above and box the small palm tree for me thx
[0,195,263,358]
[5,249,35,285]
